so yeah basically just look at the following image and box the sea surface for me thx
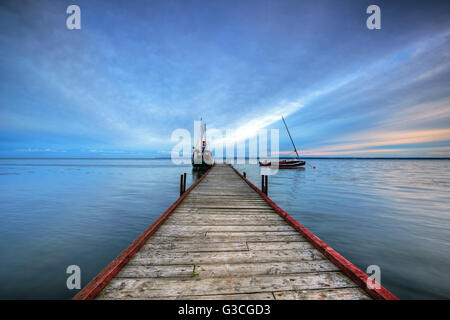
[0,158,449,299]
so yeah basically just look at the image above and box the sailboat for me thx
[259,116,306,169]
[192,118,214,169]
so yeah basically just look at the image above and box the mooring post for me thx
[265,175,268,196]
[183,173,187,194]
[243,172,246,178]
[261,175,266,194]
[180,174,184,196]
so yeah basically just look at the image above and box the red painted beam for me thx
[230,165,399,300]
[73,164,216,300]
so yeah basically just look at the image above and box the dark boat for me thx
[192,118,214,169]
[259,159,306,168]
[259,116,306,169]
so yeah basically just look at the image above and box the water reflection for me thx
[192,167,209,181]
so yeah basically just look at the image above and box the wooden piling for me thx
[179,174,184,196]
[265,175,268,195]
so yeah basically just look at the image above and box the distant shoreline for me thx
[0,157,449,160]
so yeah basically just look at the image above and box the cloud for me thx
[300,129,450,157]
[300,146,450,157]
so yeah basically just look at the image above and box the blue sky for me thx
[0,0,449,157]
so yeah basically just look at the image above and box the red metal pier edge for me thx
[230,165,399,300]
[73,164,216,300]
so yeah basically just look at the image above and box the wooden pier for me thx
[74,164,397,300]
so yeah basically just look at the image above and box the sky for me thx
[0,0,449,158]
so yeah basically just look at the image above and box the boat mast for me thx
[281,116,300,159]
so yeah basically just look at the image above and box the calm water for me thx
[0,159,449,299]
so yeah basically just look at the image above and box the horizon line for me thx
[0,157,449,160]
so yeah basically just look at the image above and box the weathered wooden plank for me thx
[115,265,193,278]
[174,292,274,300]
[182,199,269,203]
[164,217,285,224]
[163,218,288,226]
[96,272,357,299]
[175,207,275,210]
[247,241,315,251]
[129,249,325,265]
[146,234,306,243]
[195,260,339,277]
[157,225,294,233]
[186,199,265,202]
[190,187,256,190]
[187,195,264,198]
[174,209,277,215]
[206,231,301,238]
[141,241,248,252]
[145,236,208,243]
[181,195,269,199]
[151,229,205,238]
[168,214,284,221]
[97,292,274,300]
[180,204,270,210]
[191,191,262,198]
[175,208,276,211]
[179,204,270,208]
[273,288,371,300]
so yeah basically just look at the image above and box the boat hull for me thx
[192,158,214,169]
[192,162,213,169]
[259,159,306,169]
[192,149,214,170]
